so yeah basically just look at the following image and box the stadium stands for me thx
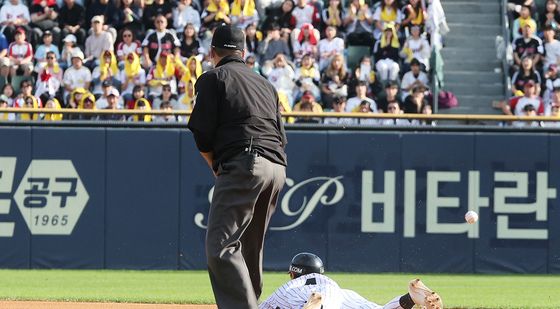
[500,0,560,126]
[0,0,451,124]
[441,0,504,115]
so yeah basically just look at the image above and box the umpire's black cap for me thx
[289,252,324,278]
[211,24,245,51]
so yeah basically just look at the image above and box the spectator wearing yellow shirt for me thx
[512,5,536,41]
[201,0,231,32]
[373,0,403,40]
[293,90,323,123]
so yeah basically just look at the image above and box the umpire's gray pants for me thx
[206,151,286,309]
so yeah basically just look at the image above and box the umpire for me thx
[187,25,287,308]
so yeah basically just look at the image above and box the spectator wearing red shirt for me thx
[8,27,34,76]
[503,80,545,116]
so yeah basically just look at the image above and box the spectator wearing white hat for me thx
[63,50,91,98]
[96,79,124,110]
[99,87,125,121]
[60,34,80,69]
[84,15,114,67]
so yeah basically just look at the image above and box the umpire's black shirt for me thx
[187,55,287,171]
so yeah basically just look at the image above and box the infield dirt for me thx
[0,301,217,309]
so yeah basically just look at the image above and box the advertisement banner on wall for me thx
[0,127,558,273]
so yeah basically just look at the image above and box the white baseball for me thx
[465,210,479,224]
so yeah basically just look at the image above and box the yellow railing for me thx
[1,108,560,122]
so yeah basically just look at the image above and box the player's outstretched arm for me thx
[302,292,322,309]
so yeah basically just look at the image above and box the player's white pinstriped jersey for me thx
[259,274,403,309]
[259,274,343,309]
[340,289,402,309]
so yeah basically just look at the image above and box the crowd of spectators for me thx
[504,0,560,127]
[0,0,443,125]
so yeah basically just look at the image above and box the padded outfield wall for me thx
[0,126,559,273]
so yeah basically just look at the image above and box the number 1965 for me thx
[33,215,68,226]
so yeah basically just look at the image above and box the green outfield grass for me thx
[0,270,558,308]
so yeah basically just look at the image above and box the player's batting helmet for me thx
[289,252,324,278]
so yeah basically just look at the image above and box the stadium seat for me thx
[0,76,7,92]
[535,0,547,11]
[346,45,370,71]
[534,0,547,24]
[11,76,34,95]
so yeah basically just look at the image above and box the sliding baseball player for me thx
[259,252,442,309]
